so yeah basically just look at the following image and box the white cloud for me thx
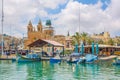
[53,0,120,37]
[0,0,120,38]
[0,0,68,37]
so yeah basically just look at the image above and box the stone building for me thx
[0,34,20,50]
[24,20,73,50]
[91,32,110,42]
[113,36,120,46]
[24,20,54,49]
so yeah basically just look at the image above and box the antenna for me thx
[1,0,4,55]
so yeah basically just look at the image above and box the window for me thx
[34,37,37,40]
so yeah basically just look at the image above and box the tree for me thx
[87,37,94,45]
[71,40,76,46]
[115,38,120,45]
[72,32,89,45]
[72,32,81,45]
[98,39,104,44]
[107,38,114,45]
[80,32,88,45]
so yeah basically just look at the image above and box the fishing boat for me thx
[67,43,85,64]
[16,53,41,63]
[113,57,120,65]
[84,42,99,63]
[78,57,86,63]
[85,54,98,63]
[50,54,61,63]
[66,52,80,64]
[67,57,79,63]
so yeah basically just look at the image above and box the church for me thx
[24,20,73,50]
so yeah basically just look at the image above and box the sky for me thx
[0,0,120,38]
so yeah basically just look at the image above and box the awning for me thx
[79,44,120,48]
[28,39,64,47]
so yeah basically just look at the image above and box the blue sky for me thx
[1,0,120,37]
[46,0,111,15]
[75,0,111,10]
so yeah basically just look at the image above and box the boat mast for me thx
[22,33,24,49]
[78,5,80,34]
[10,26,13,50]
[1,0,4,55]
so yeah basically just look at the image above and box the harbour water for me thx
[0,60,120,80]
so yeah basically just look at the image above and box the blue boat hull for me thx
[50,58,61,63]
[16,53,41,63]
[85,54,98,63]
[67,60,78,64]
[113,62,120,65]
[78,58,86,63]
[67,59,79,64]
[17,58,41,63]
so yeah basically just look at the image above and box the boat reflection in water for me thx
[1,60,120,80]
[113,57,120,65]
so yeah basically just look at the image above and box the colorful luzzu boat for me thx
[66,52,81,64]
[17,53,41,63]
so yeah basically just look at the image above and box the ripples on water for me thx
[0,60,120,80]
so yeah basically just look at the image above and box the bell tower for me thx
[37,19,42,33]
[27,20,33,39]
[27,20,33,32]
[44,20,54,37]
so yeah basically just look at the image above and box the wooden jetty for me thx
[0,54,16,60]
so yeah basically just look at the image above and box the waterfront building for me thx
[24,20,73,50]
[65,34,73,50]
[0,34,20,50]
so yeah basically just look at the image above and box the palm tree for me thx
[72,32,89,45]
[98,39,104,44]
[87,37,94,45]
[72,32,81,45]
[71,40,76,46]
[80,32,88,45]
[115,38,120,45]
[107,38,114,45]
